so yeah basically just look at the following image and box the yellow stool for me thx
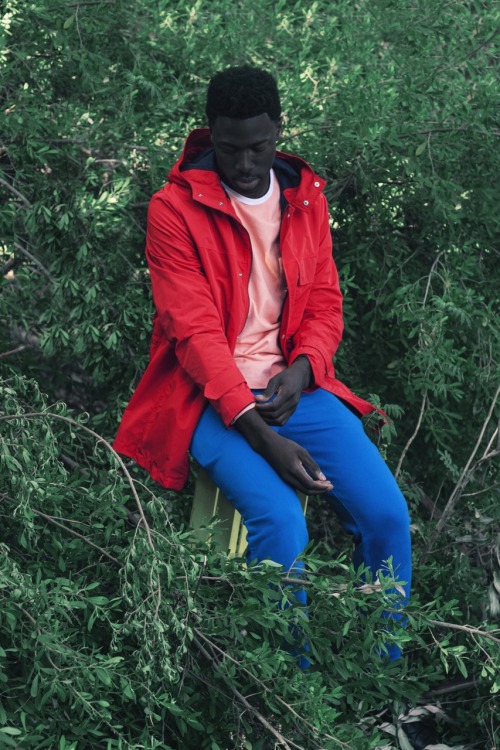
[190,466,308,556]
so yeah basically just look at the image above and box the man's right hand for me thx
[234,407,333,495]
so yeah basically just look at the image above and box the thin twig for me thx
[422,382,500,561]
[429,619,500,646]
[0,345,28,359]
[67,0,115,7]
[462,481,500,498]
[0,177,32,208]
[192,555,207,599]
[1,258,16,275]
[394,252,445,478]
[466,30,500,60]
[422,251,444,307]
[13,241,55,282]
[192,634,296,750]
[279,123,333,143]
[193,627,346,748]
[32,508,120,566]
[423,677,477,698]
[395,392,428,479]
[58,452,88,472]
[0,412,155,552]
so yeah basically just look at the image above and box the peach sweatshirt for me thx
[223,170,287,391]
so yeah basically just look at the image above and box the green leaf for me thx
[87,596,109,606]
[0,728,23,736]
[30,673,39,698]
[95,668,112,687]
[185,716,204,731]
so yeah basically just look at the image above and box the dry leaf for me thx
[397,727,415,750]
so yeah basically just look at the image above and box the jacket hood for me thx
[167,128,326,211]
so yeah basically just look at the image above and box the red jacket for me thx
[113,129,375,489]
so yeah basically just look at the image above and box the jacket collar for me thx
[168,128,326,212]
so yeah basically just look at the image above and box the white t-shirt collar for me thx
[222,169,275,205]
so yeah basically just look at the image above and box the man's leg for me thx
[280,389,412,659]
[191,392,411,660]
[190,403,309,603]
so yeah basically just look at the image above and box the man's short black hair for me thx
[206,65,281,126]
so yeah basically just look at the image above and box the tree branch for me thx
[32,508,120,567]
[0,412,155,552]
[192,633,297,750]
[395,392,428,479]
[67,0,115,7]
[466,30,500,60]
[422,382,500,561]
[0,177,32,208]
[193,627,347,748]
[423,677,477,698]
[0,345,28,359]
[1,258,16,275]
[429,619,500,646]
[13,241,56,282]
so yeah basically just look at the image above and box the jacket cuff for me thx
[230,402,256,425]
[203,369,255,426]
[289,345,328,386]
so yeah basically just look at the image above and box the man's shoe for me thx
[400,713,441,749]
[126,507,154,529]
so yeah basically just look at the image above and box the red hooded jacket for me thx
[113,129,375,489]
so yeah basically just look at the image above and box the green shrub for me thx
[1,1,499,747]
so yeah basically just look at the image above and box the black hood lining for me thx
[180,147,301,211]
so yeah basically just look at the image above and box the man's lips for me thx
[234,177,260,190]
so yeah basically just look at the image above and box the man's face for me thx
[210,113,281,199]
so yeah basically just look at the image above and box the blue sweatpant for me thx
[190,389,411,660]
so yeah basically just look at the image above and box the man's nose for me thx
[236,150,254,173]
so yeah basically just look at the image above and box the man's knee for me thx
[375,497,411,536]
[278,502,308,549]
[249,498,309,552]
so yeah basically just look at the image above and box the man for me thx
[114,65,411,660]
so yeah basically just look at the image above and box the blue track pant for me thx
[190,389,411,660]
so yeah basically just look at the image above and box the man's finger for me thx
[294,475,333,494]
[255,393,287,413]
[299,454,334,488]
[255,385,280,403]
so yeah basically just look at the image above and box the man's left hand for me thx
[255,356,312,426]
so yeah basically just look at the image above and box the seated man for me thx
[114,65,411,662]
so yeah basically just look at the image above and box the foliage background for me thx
[1,0,499,748]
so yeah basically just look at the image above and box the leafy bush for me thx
[1,1,499,748]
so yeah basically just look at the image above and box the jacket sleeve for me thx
[146,191,255,426]
[288,194,344,384]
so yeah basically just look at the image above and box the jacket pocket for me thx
[297,256,316,285]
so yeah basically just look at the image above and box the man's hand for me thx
[255,356,312,426]
[259,432,333,495]
[234,406,333,495]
